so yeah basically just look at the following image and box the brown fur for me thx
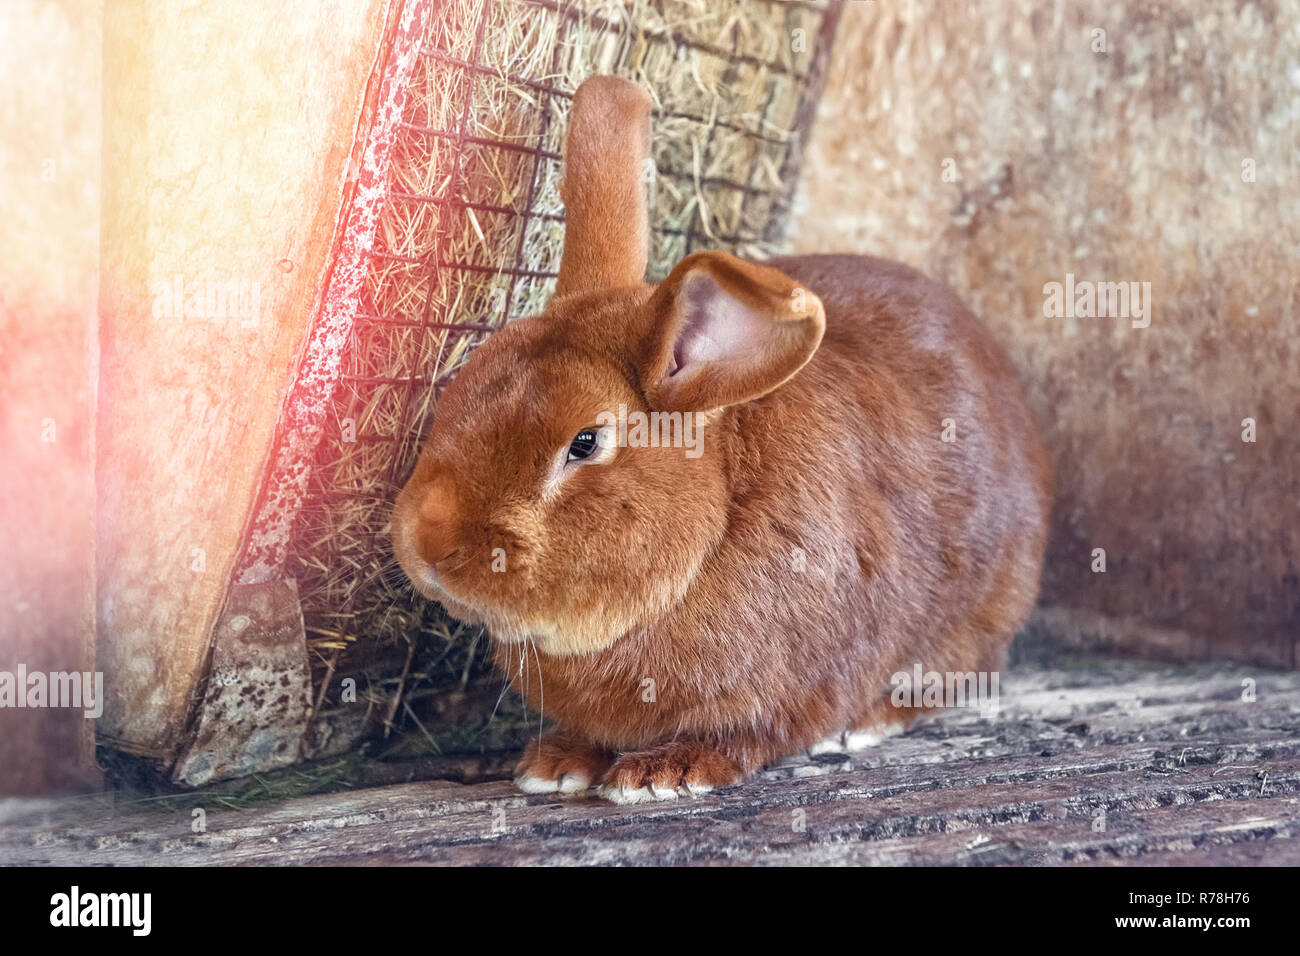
[553,76,651,299]
[392,77,1052,799]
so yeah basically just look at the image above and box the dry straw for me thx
[285,0,837,755]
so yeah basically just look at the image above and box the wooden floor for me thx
[3,658,1299,865]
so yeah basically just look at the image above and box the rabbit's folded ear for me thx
[553,76,652,298]
[642,251,826,413]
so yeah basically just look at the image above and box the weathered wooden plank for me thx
[5,737,1296,866]
[745,798,1300,868]
[3,662,1297,865]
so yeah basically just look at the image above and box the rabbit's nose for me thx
[416,477,460,566]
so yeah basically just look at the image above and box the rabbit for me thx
[391,76,1052,803]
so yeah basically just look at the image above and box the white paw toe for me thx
[599,785,651,805]
[844,723,904,751]
[557,772,592,793]
[807,733,847,756]
[600,783,686,804]
[808,723,905,755]
[515,773,560,794]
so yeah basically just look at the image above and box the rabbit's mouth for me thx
[396,546,481,617]
[391,477,653,656]
[391,506,541,640]
[397,554,516,637]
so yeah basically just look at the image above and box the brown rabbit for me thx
[392,76,1052,803]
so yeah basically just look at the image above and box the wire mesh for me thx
[271,0,840,756]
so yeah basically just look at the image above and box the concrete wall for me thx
[0,0,103,795]
[96,0,391,756]
[791,0,1299,667]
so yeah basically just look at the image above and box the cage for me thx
[166,0,844,784]
[9,0,1300,871]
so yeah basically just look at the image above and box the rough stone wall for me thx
[95,0,391,755]
[789,0,1299,667]
[0,0,103,795]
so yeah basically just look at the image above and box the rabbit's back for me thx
[763,253,1053,668]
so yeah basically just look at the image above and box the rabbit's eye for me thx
[567,429,600,463]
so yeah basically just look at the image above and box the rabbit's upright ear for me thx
[642,251,826,413]
[553,76,652,298]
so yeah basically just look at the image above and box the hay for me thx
[283,0,837,755]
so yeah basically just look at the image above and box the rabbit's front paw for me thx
[514,733,613,795]
[598,741,743,804]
